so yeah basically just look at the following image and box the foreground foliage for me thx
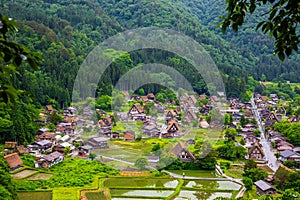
[0,154,18,200]
[16,158,119,190]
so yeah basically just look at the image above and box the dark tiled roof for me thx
[43,151,62,162]
[254,180,275,191]
[280,150,295,158]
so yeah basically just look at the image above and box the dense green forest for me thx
[0,0,299,143]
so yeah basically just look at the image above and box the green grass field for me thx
[224,165,244,179]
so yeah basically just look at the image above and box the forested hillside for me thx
[0,0,299,143]
[173,0,300,82]
[2,0,254,106]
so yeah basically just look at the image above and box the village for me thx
[3,91,300,199]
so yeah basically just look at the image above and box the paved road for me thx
[250,97,279,171]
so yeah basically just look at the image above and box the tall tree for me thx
[221,0,300,60]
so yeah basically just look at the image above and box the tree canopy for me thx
[221,0,300,60]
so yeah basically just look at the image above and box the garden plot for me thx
[103,178,178,189]
[178,190,232,200]
[85,191,106,200]
[112,198,162,200]
[26,173,53,180]
[110,189,174,198]
[13,169,38,179]
[18,191,52,200]
[96,147,141,163]
[183,180,241,191]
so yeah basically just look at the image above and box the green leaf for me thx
[256,21,265,31]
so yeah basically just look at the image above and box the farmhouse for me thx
[56,122,75,135]
[124,130,136,141]
[4,153,23,171]
[248,143,264,160]
[34,140,53,151]
[147,93,155,101]
[45,105,54,114]
[35,151,64,168]
[78,145,93,157]
[128,103,146,121]
[161,120,179,138]
[99,116,113,136]
[86,137,109,149]
[165,110,177,121]
[36,132,56,142]
[171,142,195,162]
[142,123,159,137]
[4,141,18,153]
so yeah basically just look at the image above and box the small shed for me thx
[254,180,276,196]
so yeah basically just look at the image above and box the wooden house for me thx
[37,128,50,135]
[289,115,300,123]
[130,95,140,101]
[4,141,17,153]
[165,110,177,122]
[210,96,219,103]
[171,142,195,162]
[124,130,136,141]
[248,142,264,160]
[45,105,54,114]
[4,153,23,171]
[35,151,64,168]
[78,145,93,157]
[185,109,197,122]
[17,145,29,155]
[265,112,280,127]
[254,180,276,196]
[141,96,148,103]
[111,131,120,139]
[188,95,197,106]
[147,93,155,101]
[54,142,74,153]
[86,137,109,149]
[156,103,166,113]
[98,116,113,135]
[34,140,53,151]
[128,103,146,122]
[277,141,294,151]
[279,150,300,162]
[56,122,75,135]
[142,123,159,137]
[36,132,56,142]
[162,119,179,138]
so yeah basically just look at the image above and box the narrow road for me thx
[96,154,134,166]
[250,97,279,171]
[96,154,157,170]
[162,170,229,180]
